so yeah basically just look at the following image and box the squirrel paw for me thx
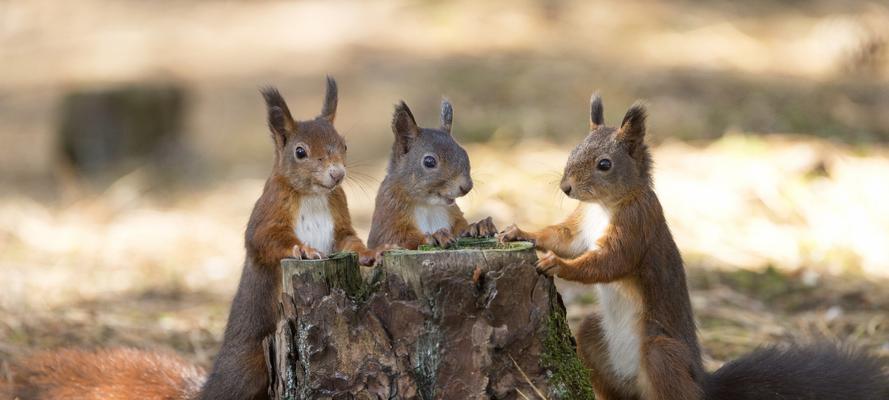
[536,251,563,277]
[462,216,497,238]
[292,244,326,260]
[359,244,400,266]
[426,228,457,249]
[357,249,376,266]
[498,224,531,243]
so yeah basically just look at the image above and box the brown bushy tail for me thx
[4,347,205,400]
[705,342,888,400]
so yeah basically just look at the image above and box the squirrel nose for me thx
[329,169,345,185]
[459,182,473,196]
[560,181,572,196]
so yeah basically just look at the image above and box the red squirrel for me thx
[367,99,496,250]
[4,78,382,400]
[500,94,888,400]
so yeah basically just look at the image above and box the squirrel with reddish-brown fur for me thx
[500,94,888,400]
[198,77,381,400]
[3,77,383,400]
[367,99,497,250]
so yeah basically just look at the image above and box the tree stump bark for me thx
[265,239,594,400]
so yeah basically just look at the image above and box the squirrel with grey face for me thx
[368,99,497,250]
[3,78,383,400]
[501,94,888,400]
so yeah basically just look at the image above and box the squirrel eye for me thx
[294,146,307,159]
[423,155,437,169]
[596,158,612,171]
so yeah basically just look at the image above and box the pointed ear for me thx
[392,101,420,155]
[261,86,295,148]
[440,98,453,134]
[617,102,647,153]
[319,75,338,123]
[590,92,604,129]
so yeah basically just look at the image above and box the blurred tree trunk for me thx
[264,239,595,400]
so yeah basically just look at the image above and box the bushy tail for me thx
[3,347,205,400]
[705,343,888,400]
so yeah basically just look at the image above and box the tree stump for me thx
[265,239,594,400]
[57,84,186,179]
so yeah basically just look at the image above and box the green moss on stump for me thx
[542,304,596,399]
[410,237,532,252]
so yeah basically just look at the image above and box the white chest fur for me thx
[575,202,643,382]
[413,204,451,235]
[597,282,643,381]
[294,195,335,253]
[570,202,612,256]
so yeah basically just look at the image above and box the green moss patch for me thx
[541,302,596,399]
[404,237,532,252]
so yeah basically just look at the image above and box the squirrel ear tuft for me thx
[392,101,420,154]
[319,76,338,123]
[260,86,295,147]
[590,92,604,129]
[440,98,453,134]
[617,102,647,152]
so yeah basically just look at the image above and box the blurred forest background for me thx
[1,0,888,372]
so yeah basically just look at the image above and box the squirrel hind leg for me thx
[639,336,703,400]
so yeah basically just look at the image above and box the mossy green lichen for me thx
[410,237,531,252]
[541,299,596,399]
[412,321,442,400]
[351,265,384,303]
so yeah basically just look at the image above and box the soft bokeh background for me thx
[2,0,888,372]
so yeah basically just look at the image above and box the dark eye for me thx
[423,155,437,169]
[295,146,307,159]
[596,158,612,171]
